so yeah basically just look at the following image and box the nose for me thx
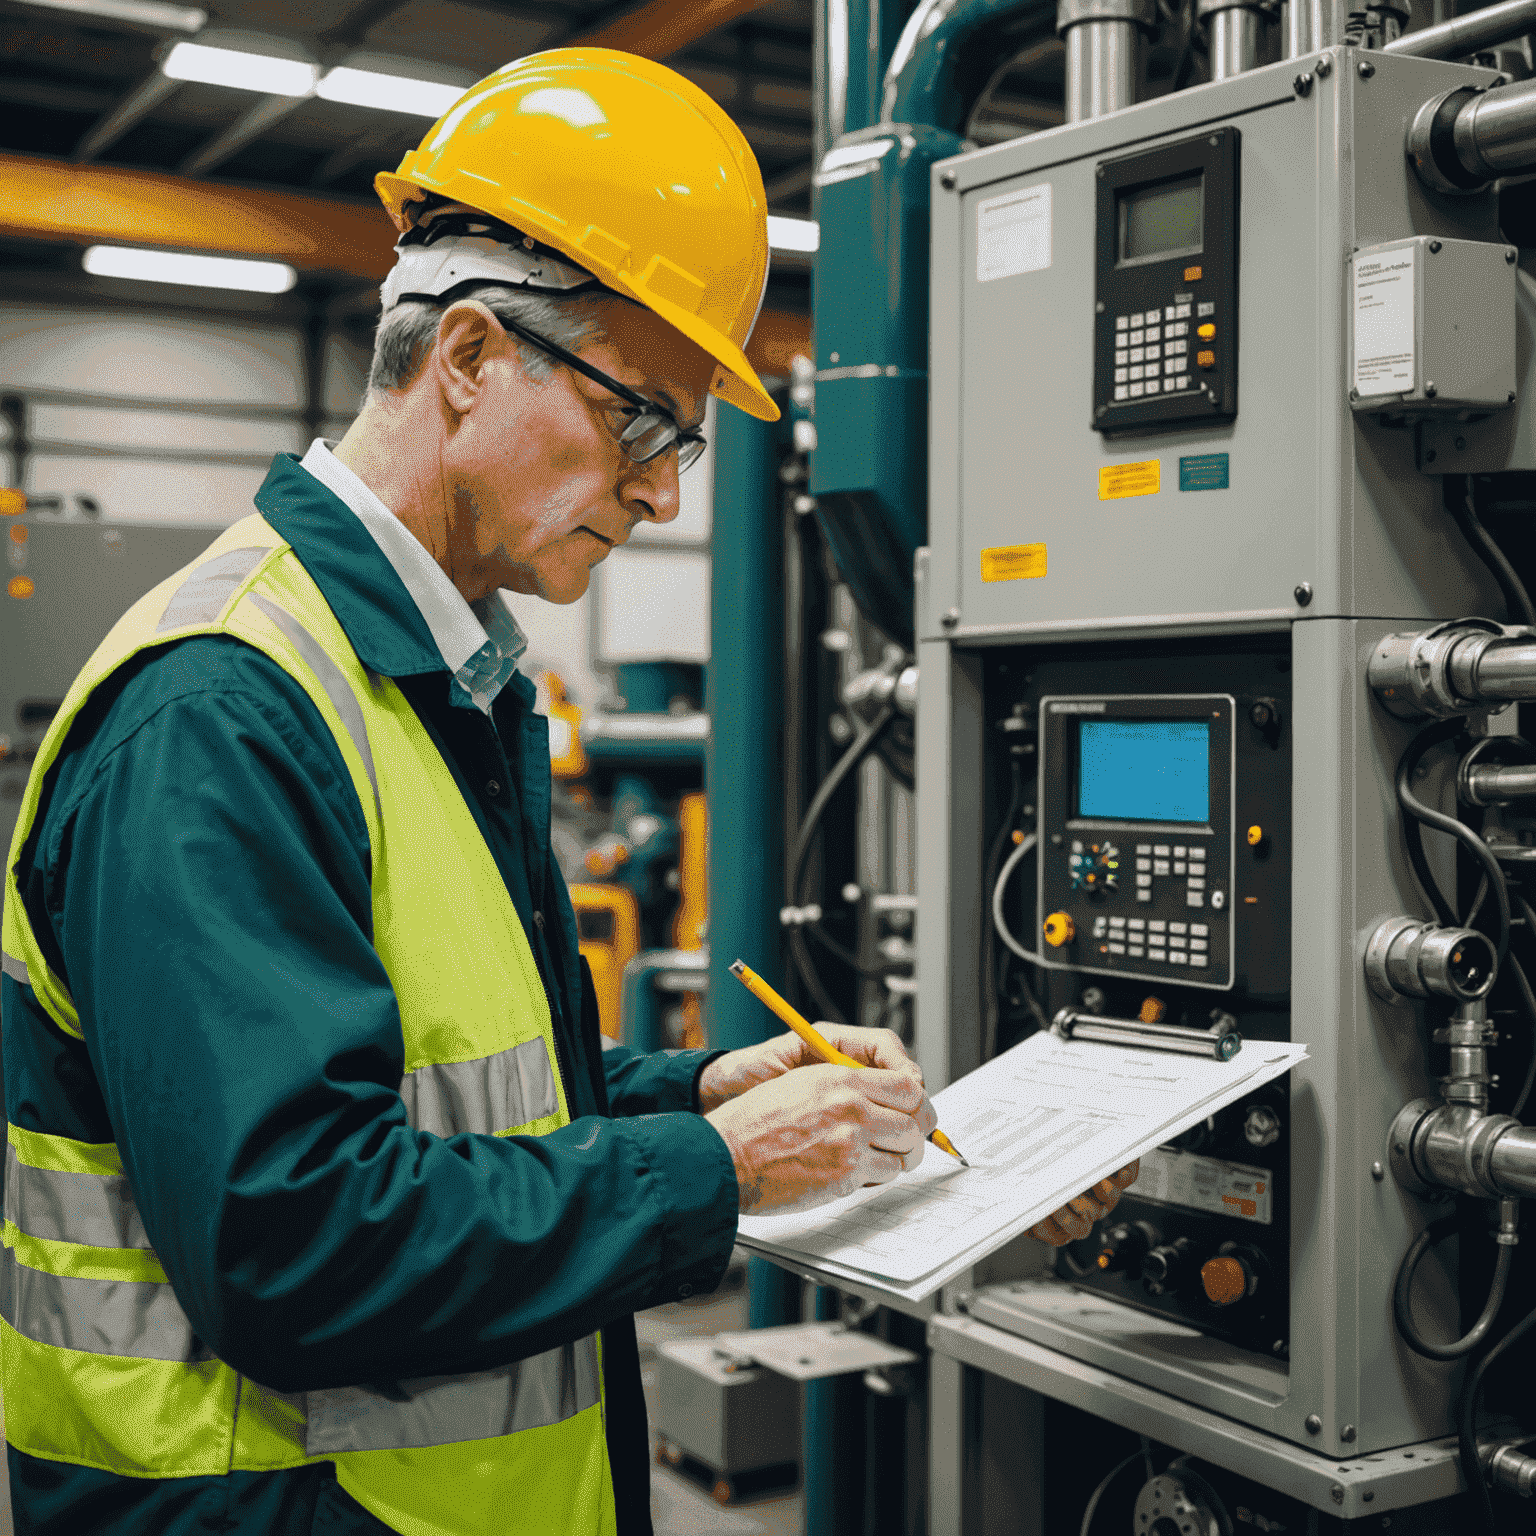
[620,448,682,526]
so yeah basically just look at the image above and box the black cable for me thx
[1450,474,1536,628]
[1458,1296,1536,1532]
[1398,725,1511,963]
[785,706,898,1021]
[1509,899,1536,1119]
[1396,720,1463,927]
[1394,1213,1514,1361]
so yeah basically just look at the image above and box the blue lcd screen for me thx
[1077,720,1211,823]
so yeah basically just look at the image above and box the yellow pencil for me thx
[727,958,969,1167]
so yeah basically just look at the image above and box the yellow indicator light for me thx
[1184,264,1203,282]
[1139,996,1167,1024]
[7,574,35,599]
[0,488,24,517]
[1107,861,1118,869]
[1197,322,1216,341]
[8,523,26,545]
[1197,350,1216,369]
[1247,824,1264,846]
[1011,829,1025,845]
[1097,1252,1112,1269]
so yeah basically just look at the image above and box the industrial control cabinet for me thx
[914,41,1532,1531]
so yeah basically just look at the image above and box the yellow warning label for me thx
[1098,459,1161,501]
[980,543,1047,583]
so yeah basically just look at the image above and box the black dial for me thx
[1068,839,1121,894]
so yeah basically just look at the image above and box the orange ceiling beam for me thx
[0,150,810,374]
[0,153,398,279]
[572,0,778,59]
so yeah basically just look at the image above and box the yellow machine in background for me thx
[570,883,641,1041]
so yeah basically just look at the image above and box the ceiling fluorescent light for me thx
[83,245,298,294]
[17,0,205,30]
[162,41,317,96]
[317,66,463,119]
[768,215,819,254]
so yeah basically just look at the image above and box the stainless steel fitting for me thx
[1460,759,1536,806]
[1485,1439,1536,1498]
[1409,76,1536,197]
[1365,916,1498,1005]
[1369,620,1536,720]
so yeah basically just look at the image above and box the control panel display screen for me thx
[1117,173,1203,265]
[1078,720,1210,823]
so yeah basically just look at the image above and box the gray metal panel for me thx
[922,49,1506,644]
[1,520,223,848]
[929,1312,1470,1519]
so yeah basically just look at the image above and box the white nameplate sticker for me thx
[977,183,1052,283]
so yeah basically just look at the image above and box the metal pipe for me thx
[1282,0,1313,57]
[1057,0,1154,120]
[1053,1007,1242,1060]
[1463,633,1536,696]
[1384,0,1536,55]
[1208,6,1262,75]
[1462,761,1536,805]
[1457,76,1536,178]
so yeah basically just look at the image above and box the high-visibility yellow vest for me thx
[0,514,617,1536]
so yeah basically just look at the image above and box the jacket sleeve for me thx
[601,1043,726,1117]
[39,650,738,1394]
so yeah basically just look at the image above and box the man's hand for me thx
[697,1024,921,1112]
[1025,1162,1140,1246]
[706,1063,939,1216]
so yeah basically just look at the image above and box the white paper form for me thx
[736,1030,1308,1302]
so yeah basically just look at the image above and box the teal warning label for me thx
[1179,453,1230,491]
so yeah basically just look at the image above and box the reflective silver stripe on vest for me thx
[248,593,380,815]
[155,547,270,634]
[5,1142,149,1250]
[1,950,28,987]
[0,1244,200,1362]
[399,1037,559,1138]
[304,1335,601,1455]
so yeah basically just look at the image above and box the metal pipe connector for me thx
[1485,1441,1536,1498]
[1384,0,1536,58]
[1409,76,1536,196]
[1057,0,1156,121]
[1369,621,1535,719]
[1198,0,1268,78]
[1461,760,1536,806]
[1392,1100,1536,1198]
[1366,917,1499,1004]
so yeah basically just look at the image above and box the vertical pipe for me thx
[1064,20,1139,120]
[1307,0,1347,46]
[1283,0,1314,55]
[1209,6,1262,74]
[706,402,797,1336]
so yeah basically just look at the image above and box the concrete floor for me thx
[0,1263,802,1536]
[638,1260,805,1536]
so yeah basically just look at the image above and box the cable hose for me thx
[1451,474,1536,628]
[1397,724,1511,964]
[982,759,1028,1061]
[1458,1295,1536,1532]
[992,833,1047,965]
[1510,897,1536,1119]
[785,706,898,1023]
[1394,1214,1514,1361]
[1077,1447,1147,1536]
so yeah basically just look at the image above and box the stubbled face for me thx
[434,300,714,605]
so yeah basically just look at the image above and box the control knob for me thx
[1141,1237,1195,1296]
[1096,1221,1158,1275]
[1244,1104,1282,1149]
[1068,840,1119,894]
[1200,1243,1263,1308]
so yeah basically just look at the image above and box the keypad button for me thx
[1176,376,1191,389]
[1128,919,1145,931]
[1187,890,1205,908]
[1169,951,1189,965]
[1173,860,1186,873]
[1164,305,1176,321]
[1145,378,1160,394]
[1109,916,1126,929]
[1153,860,1169,876]
[1131,311,1145,325]
[1136,844,1151,855]
[1170,338,1188,354]
[1129,365,1144,381]
[1130,382,1145,397]
[1188,876,1206,890]
[1148,949,1167,962]
[1174,357,1189,373]
[1191,953,1208,968]
[1153,845,1170,856]
[1115,367,1129,384]
[1129,347,1145,363]
[1136,873,1153,888]
[1169,922,1187,934]
[1145,326,1160,342]
[1175,303,1192,319]
[1190,923,1209,936]
[1114,384,1129,400]
[1136,857,1151,871]
[1198,300,1216,317]
[1128,946,1145,959]
[1149,920,1167,933]
[1108,943,1126,955]
[1197,350,1216,368]
[1136,888,1152,903]
[1162,360,1175,375]
[1116,315,1130,330]
[1169,935,1187,949]
[1146,344,1161,360]
[1130,329,1145,345]
[1190,938,1208,952]
[1093,918,1108,936]
[1172,846,1185,857]
[1072,840,1084,852]
[1115,348,1129,364]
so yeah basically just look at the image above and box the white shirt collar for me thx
[298,439,527,713]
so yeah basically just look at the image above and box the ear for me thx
[429,300,511,416]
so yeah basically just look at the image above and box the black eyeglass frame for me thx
[496,313,708,472]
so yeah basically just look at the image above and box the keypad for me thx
[1110,301,1215,407]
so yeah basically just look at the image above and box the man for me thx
[0,47,1133,1535]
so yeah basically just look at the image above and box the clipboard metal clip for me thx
[1051,1006,1243,1061]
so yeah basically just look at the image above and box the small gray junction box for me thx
[653,1338,800,1476]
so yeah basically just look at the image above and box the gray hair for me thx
[368,284,615,396]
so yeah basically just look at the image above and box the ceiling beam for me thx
[73,69,181,163]
[179,92,309,178]
[0,151,807,374]
[570,0,778,59]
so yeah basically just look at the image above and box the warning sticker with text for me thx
[1353,247,1416,397]
[1134,1146,1273,1225]
[980,543,1047,582]
[1098,460,1161,501]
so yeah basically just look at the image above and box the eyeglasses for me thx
[496,313,708,473]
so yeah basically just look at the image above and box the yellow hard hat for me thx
[376,48,779,423]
